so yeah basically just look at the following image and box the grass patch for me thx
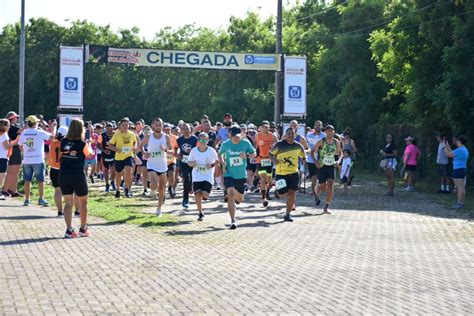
[20,179,178,228]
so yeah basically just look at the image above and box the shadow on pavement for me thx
[0,236,63,246]
[164,226,226,236]
[0,215,57,220]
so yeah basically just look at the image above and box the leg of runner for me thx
[157,173,167,216]
[115,171,123,198]
[63,194,77,238]
[141,165,148,195]
[167,165,176,198]
[103,165,111,192]
[324,178,335,214]
[77,194,90,237]
[54,187,63,216]
[227,187,238,229]
[259,171,269,207]
[124,165,133,197]
[181,163,192,208]
[148,170,158,200]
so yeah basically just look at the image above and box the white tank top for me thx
[146,133,168,173]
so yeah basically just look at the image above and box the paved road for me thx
[1,181,473,315]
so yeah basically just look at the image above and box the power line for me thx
[285,0,349,24]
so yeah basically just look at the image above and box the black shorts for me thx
[193,181,212,194]
[50,168,60,188]
[115,157,133,173]
[453,168,466,179]
[97,154,102,163]
[102,156,115,169]
[247,163,258,172]
[0,158,8,173]
[140,160,148,167]
[275,173,299,195]
[317,166,335,184]
[148,169,167,176]
[307,163,318,177]
[224,177,246,195]
[167,163,176,172]
[406,164,417,172]
[438,164,449,176]
[257,164,273,175]
[44,144,50,153]
[59,172,88,197]
[8,146,21,165]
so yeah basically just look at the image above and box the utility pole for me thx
[274,0,283,124]
[19,0,26,123]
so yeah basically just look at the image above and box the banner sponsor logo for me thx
[59,46,83,109]
[283,57,307,116]
[99,47,280,71]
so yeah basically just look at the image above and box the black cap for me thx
[224,113,232,119]
[230,126,242,137]
[269,121,276,127]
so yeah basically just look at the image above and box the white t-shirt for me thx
[188,146,218,184]
[19,128,51,164]
[340,157,351,179]
[0,133,10,160]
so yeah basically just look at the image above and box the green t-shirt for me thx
[219,139,255,179]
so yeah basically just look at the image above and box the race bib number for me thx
[151,150,163,158]
[250,157,258,164]
[229,157,243,167]
[166,153,174,161]
[276,179,287,190]
[261,159,272,167]
[323,157,335,166]
[182,155,189,163]
[121,146,131,154]
[196,165,207,173]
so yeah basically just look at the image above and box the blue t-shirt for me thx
[306,131,326,163]
[217,127,230,143]
[453,146,469,170]
[219,139,255,179]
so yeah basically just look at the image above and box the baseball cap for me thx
[57,126,68,137]
[105,122,113,128]
[224,113,232,119]
[269,121,276,128]
[119,117,130,124]
[248,123,257,129]
[404,136,415,141]
[261,120,270,126]
[163,123,172,129]
[240,124,247,129]
[27,115,38,124]
[230,125,242,137]
[324,124,335,131]
[5,111,19,120]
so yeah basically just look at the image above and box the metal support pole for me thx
[19,0,26,123]
[274,0,283,124]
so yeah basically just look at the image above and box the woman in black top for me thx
[3,111,23,197]
[60,119,92,238]
[379,134,398,196]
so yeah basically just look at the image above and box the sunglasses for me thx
[198,139,208,143]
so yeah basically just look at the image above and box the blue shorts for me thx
[23,163,45,182]
[453,168,466,179]
[84,158,97,167]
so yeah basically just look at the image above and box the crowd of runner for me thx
[0,111,469,238]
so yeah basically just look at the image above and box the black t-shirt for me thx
[101,132,115,159]
[8,124,20,145]
[60,139,88,175]
[177,135,198,156]
[383,142,397,158]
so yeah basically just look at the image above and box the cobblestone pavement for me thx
[1,180,473,315]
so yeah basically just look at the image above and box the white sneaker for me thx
[156,208,162,217]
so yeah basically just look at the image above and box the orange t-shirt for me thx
[48,139,61,169]
[256,132,275,162]
[167,134,178,164]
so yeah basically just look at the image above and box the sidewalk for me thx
[0,181,473,314]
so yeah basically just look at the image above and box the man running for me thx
[256,120,278,207]
[188,132,218,221]
[163,123,178,198]
[306,120,326,204]
[312,125,341,214]
[141,118,172,216]
[98,122,116,192]
[218,125,256,229]
[177,123,198,208]
[270,128,306,222]
[108,117,137,198]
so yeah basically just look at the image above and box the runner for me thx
[137,125,151,196]
[83,122,98,183]
[312,125,341,214]
[187,132,218,221]
[141,118,172,216]
[163,123,178,199]
[0,119,18,200]
[2,111,23,197]
[218,125,256,229]
[379,134,398,196]
[94,124,104,180]
[177,123,198,208]
[108,117,137,198]
[48,126,68,216]
[256,120,278,207]
[216,113,232,145]
[18,115,56,206]
[306,120,326,204]
[444,135,469,209]
[59,119,92,238]
[270,128,306,222]
[97,122,116,192]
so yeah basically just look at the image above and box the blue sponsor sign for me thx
[288,86,302,99]
[245,55,276,65]
[64,77,78,91]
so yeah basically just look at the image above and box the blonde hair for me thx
[0,119,10,133]
[66,119,85,141]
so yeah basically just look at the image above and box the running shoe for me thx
[198,213,204,221]
[74,211,80,216]
[216,186,221,191]
[182,200,189,209]
[89,175,95,184]
[57,211,64,217]
[283,213,293,222]
[9,191,23,197]
[105,185,110,193]
[0,195,5,201]
[23,199,31,206]
[156,208,162,217]
[125,189,131,198]
[1,190,10,197]
[315,195,321,205]
[323,205,332,214]
[230,221,237,230]
[115,191,120,198]
[142,190,148,197]
[111,182,117,191]
[244,183,249,192]
[452,203,465,209]
[64,228,78,238]
[38,198,49,206]
[79,226,91,237]
[263,200,269,207]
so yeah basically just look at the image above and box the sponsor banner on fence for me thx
[283,56,307,116]
[88,46,280,71]
[58,113,83,127]
[283,123,306,138]
[59,46,84,109]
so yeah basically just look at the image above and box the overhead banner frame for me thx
[58,45,84,111]
[86,45,281,71]
[283,56,307,117]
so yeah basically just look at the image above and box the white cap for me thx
[57,126,68,137]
